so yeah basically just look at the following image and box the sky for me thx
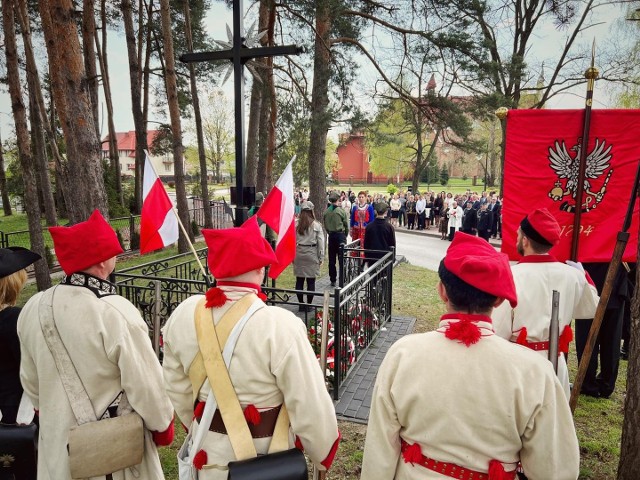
[0,2,635,144]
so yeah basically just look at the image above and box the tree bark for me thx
[265,0,277,191]
[307,0,332,221]
[184,2,212,228]
[257,71,270,194]
[0,132,13,216]
[2,0,51,290]
[39,0,108,223]
[244,79,261,188]
[82,0,101,143]
[618,255,640,479]
[29,90,57,226]
[18,2,57,226]
[15,0,69,219]
[122,0,148,213]
[159,0,192,251]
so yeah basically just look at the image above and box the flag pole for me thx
[570,40,598,261]
[144,150,209,282]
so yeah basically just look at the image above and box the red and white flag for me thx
[140,152,179,254]
[258,158,296,278]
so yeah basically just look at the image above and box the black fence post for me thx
[333,287,341,400]
[129,214,135,251]
[338,243,344,287]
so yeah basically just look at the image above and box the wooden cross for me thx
[180,0,302,226]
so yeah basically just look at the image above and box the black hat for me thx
[0,247,41,279]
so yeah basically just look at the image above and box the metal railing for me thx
[111,245,395,400]
[0,204,233,251]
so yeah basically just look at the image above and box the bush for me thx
[116,229,126,250]
[439,167,449,186]
[386,184,398,195]
[167,181,176,188]
[45,246,55,269]
[191,219,200,237]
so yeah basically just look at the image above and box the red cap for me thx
[443,232,517,307]
[202,216,277,279]
[520,208,561,246]
[49,210,124,275]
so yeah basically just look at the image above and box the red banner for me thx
[502,109,639,262]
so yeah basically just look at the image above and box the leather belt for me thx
[201,405,282,438]
[522,340,550,351]
[297,244,317,247]
[400,439,516,480]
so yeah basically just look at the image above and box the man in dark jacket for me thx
[477,203,493,242]
[461,201,478,235]
[364,202,396,266]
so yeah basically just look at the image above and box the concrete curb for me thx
[394,224,502,248]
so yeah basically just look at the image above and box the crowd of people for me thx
[323,188,503,243]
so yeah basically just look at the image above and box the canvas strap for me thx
[194,297,291,460]
[188,293,258,403]
[38,287,97,424]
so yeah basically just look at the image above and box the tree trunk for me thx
[2,0,51,290]
[257,72,270,194]
[618,252,640,478]
[159,0,191,251]
[29,91,57,226]
[95,1,123,207]
[39,0,108,223]
[0,132,13,216]
[122,0,148,213]
[265,0,277,191]
[184,2,212,228]
[307,0,332,220]
[15,0,69,219]
[244,80,261,188]
[82,0,101,143]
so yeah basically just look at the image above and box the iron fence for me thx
[111,245,394,400]
[0,205,232,252]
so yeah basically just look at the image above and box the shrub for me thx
[191,219,200,237]
[167,181,176,188]
[386,184,398,195]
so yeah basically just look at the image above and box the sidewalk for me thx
[394,222,502,248]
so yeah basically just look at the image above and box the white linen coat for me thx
[361,316,580,480]
[17,278,174,480]
[492,255,599,398]
[162,287,339,479]
[447,206,463,231]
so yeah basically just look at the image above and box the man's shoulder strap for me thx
[187,293,259,403]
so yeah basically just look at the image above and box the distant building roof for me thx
[101,130,161,152]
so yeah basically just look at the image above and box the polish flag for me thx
[140,152,179,254]
[258,158,296,279]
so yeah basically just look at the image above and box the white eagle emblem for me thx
[547,138,613,213]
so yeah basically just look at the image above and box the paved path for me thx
[334,315,416,424]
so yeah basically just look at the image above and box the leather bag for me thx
[0,422,38,480]
[228,448,308,480]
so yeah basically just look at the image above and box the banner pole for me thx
[144,150,209,283]
[570,41,598,261]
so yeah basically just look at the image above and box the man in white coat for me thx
[492,207,599,399]
[447,200,464,241]
[18,210,174,480]
[361,233,580,480]
[162,217,340,479]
